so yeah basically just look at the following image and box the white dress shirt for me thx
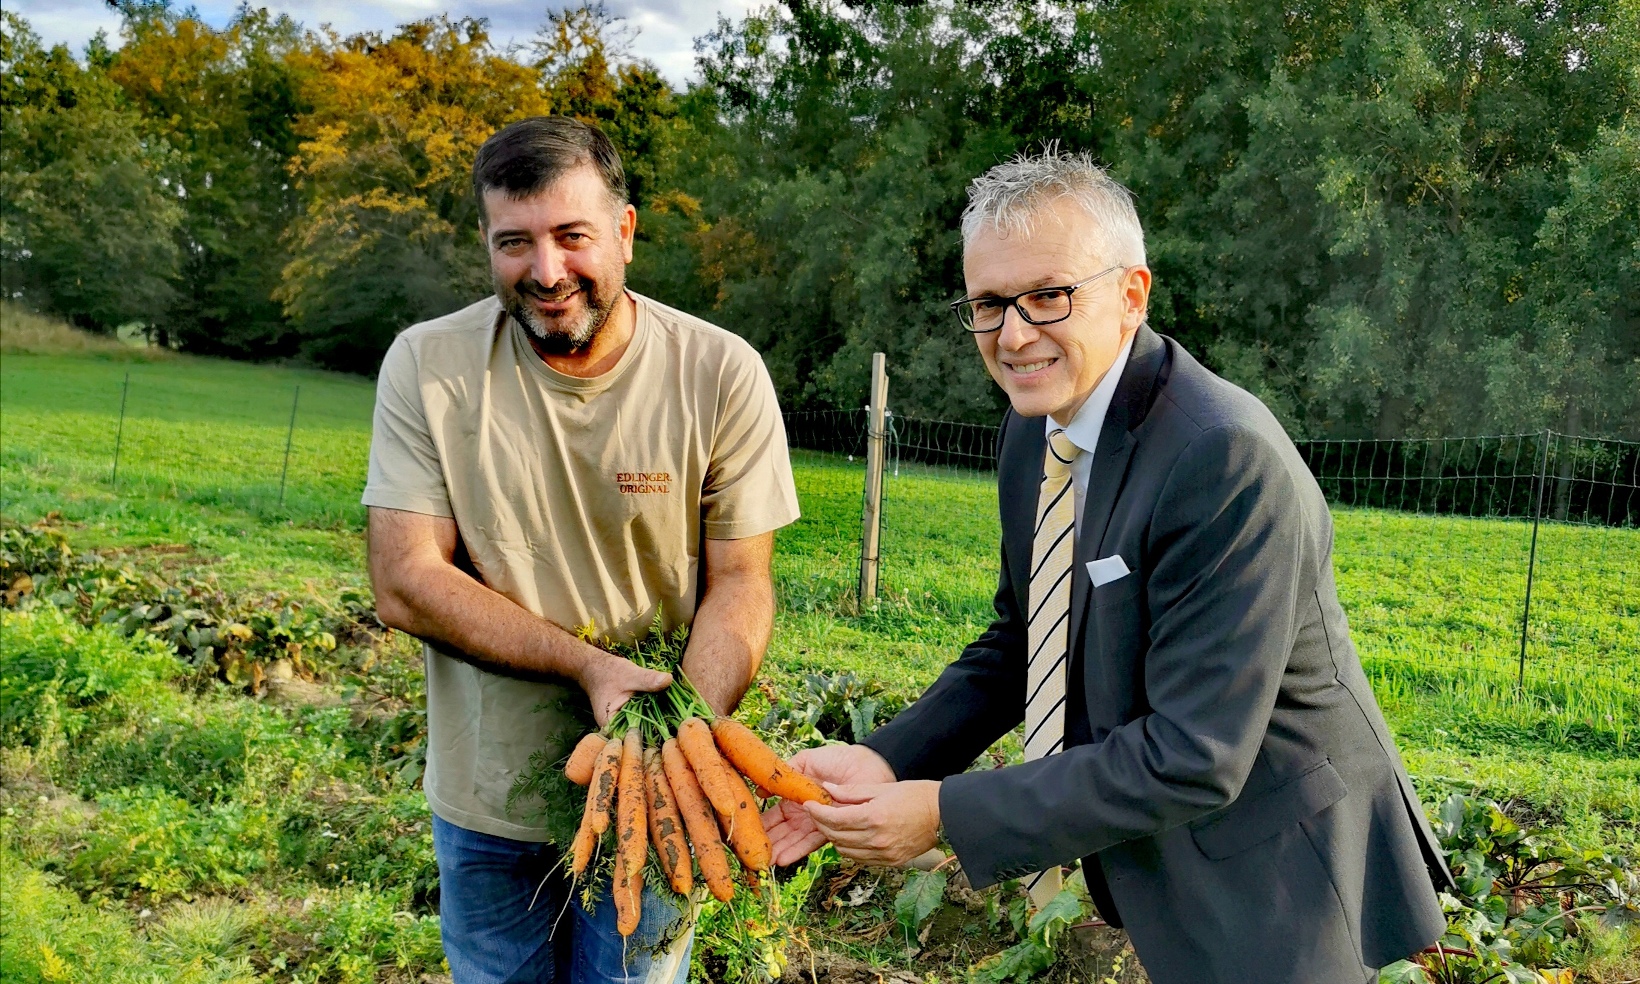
[1046,332,1136,539]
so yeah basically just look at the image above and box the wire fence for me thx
[783,411,1638,729]
[9,362,1630,732]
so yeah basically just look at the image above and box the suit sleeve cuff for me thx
[939,771,1007,889]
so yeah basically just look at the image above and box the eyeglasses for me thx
[950,266,1126,333]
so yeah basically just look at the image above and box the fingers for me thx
[822,781,886,805]
[763,798,828,866]
[772,829,829,867]
[638,668,674,692]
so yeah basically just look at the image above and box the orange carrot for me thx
[645,748,692,895]
[570,803,598,877]
[613,729,646,936]
[710,718,832,805]
[565,732,606,786]
[662,738,734,902]
[677,717,771,872]
[588,736,622,835]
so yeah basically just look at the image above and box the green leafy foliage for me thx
[1381,794,1640,983]
[758,670,909,748]
[105,6,310,358]
[0,605,180,758]
[694,846,837,983]
[3,521,345,682]
[968,887,1086,983]
[893,867,948,941]
[0,13,181,333]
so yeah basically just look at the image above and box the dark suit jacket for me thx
[864,327,1452,984]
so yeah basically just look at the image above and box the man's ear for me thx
[620,202,637,264]
[1122,266,1153,331]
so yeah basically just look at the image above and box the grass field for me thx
[3,328,1637,982]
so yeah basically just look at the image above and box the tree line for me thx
[3,0,1636,439]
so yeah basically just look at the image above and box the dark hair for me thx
[472,116,628,224]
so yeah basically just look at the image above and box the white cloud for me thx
[9,0,123,52]
[6,0,758,87]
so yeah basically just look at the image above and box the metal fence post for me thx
[111,371,131,490]
[859,353,888,606]
[1518,428,1552,690]
[278,384,301,507]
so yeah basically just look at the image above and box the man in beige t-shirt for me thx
[364,117,798,984]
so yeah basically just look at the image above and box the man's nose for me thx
[530,241,570,286]
[995,304,1039,350]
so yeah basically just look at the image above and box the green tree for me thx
[1086,0,1640,437]
[0,13,180,333]
[107,2,312,357]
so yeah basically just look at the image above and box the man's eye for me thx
[498,239,527,250]
[974,298,1007,311]
[1030,289,1068,303]
[562,232,586,243]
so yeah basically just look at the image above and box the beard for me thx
[498,269,623,356]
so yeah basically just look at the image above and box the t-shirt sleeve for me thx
[361,335,454,518]
[701,348,801,539]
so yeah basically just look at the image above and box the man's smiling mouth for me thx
[1006,358,1057,375]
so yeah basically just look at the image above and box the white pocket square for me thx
[1086,555,1131,587]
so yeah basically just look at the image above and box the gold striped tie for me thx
[1022,427,1078,909]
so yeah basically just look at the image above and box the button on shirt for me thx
[1047,332,1137,537]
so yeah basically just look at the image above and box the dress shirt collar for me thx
[1045,331,1138,455]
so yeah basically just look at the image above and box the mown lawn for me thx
[3,343,1637,981]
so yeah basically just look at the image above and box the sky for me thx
[8,0,760,87]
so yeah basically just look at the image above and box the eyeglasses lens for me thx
[960,289,1073,332]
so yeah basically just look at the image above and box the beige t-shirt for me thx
[362,292,800,841]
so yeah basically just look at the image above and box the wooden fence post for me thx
[859,353,888,606]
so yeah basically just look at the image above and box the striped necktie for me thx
[1022,427,1079,908]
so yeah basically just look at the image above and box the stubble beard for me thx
[499,269,623,356]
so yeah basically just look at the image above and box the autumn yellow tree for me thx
[276,16,551,369]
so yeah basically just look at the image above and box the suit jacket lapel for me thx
[1068,326,1170,646]
[999,409,1045,610]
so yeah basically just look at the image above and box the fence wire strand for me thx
[783,413,1637,724]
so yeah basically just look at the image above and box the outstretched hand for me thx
[762,743,896,865]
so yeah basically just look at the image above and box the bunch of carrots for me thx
[562,671,832,936]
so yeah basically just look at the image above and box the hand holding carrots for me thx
[802,778,943,868]
[561,667,834,933]
[578,650,673,727]
[762,743,897,865]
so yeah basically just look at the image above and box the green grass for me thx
[3,336,1638,979]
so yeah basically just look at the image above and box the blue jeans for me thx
[433,814,693,984]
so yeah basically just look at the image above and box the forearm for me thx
[374,550,605,685]
[681,568,772,717]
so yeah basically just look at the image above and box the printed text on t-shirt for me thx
[616,472,672,494]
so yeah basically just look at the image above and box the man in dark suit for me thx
[763,151,1453,983]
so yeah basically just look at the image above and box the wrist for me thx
[858,744,897,783]
[569,642,615,691]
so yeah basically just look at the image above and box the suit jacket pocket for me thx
[1091,570,1142,609]
[1189,759,1348,860]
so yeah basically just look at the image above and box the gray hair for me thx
[960,149,1146,267]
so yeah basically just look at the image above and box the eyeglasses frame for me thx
[949,265,1128,334]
